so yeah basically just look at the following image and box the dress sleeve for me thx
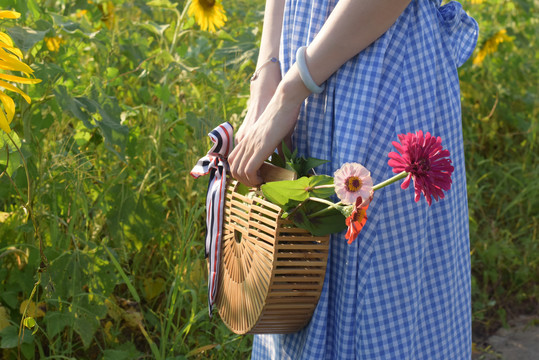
[437,1,479,67]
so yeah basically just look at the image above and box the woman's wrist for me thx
[276,63,311,106]
[249,62,281,96]
[251,57,280,82]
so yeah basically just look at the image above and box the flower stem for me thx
[372,171,408,191]
[312,184,334,189]
[4,133,48,268]
[307,197,344,218]
[309,196,339,207]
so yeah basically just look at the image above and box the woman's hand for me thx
[235,63,281,144]
[229,65,310,187]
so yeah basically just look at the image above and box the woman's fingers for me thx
[229,127,268,187]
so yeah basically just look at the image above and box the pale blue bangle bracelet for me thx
[296,46,325,94]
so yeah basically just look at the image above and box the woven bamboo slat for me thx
[216,177,330,334]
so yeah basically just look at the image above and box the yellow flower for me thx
[188,0,227,33]
[473,29,512,66]
[0,10,21,19]
[0,10,41,134]
[98,1,116,30]
[76,9,88,19]
[44,36,64,52]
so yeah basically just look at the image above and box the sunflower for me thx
[188,0,227,33]
[0,10,41,134]
[473,29,512,66]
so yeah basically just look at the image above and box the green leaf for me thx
[104,246,141,303]
[0,131,22,153]
[0,148,22,176]
[303,157,329,173]
[0,325,33,349]
[292,201,346,236]
[261,176,334,218]
[280,199,302,218]
[74,310,99,349]
[26,0,41,19]
[49,251,90,299]
[279,142,328,176]
[0,326,18,349]
[235,182,250,196]
[217,30,237,42]
[54,87,128,159]
[282,141,293,162]
[6,26,48,52]
[103,342,142,360]
[138,21,170,36]
[54,87,94,128]
[267,152,286,168]
[155,84,171,102]
[46,299,106,349]
[289,156,328,177]
[21,342,35,360]
[43,311,73,339]
[49,13,96,37]
[261,177,311,207]
[307,175,335,198]
[0,290,18,309]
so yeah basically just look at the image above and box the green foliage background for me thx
[0,0,536,358]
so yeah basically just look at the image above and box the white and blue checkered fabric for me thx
[251,1,478,359]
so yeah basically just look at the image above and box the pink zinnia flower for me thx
[334,162,373,205]
[388,131,454,206]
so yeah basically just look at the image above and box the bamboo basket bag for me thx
[216,164,330,334]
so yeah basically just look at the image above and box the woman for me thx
[229,0,478,358]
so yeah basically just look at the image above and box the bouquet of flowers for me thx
[261,130,454,244]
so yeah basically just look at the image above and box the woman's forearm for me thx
[257,0,286,66]
[307,0,411,84]
[280,0,412,103]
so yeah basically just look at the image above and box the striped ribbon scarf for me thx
[190,122,233,316]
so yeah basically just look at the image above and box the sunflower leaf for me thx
[6,26,48,52]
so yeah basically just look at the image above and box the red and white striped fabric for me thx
[190,122,233,316]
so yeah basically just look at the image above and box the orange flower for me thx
[345,197,369,244]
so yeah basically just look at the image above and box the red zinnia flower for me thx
[387,130,454,206]
[345,197,369,244]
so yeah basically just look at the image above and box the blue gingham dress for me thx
[251,0,478,359]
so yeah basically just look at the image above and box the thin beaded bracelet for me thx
[250,57,280,82]
[296,46,325,94]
